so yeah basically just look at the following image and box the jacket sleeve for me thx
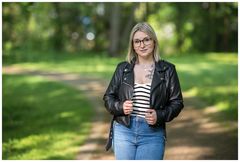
[103,63,125,116]
[156,65,184,124]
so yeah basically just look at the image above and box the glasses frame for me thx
[133,37,153,47]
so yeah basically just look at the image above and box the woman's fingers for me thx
[124,100,133,106]
[125,100,133,103]
[125,103,133,107]
[145,110,153,118]
[124,100,133,107]
[145,109,157,125]
[123,100,133,115]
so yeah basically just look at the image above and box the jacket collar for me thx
[126,57,168,72]
[155,59,168,72]
[123,57,168,92]
[151,59,168,92]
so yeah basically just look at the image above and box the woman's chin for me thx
[138,52,152,58]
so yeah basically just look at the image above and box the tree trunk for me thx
[52,3,64,51]
[108,3,121,57]
[209,3,217,52]
[222,16,229,52]
[175,4,184,52]
[119,3,139,52]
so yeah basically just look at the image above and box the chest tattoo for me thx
[145,68,154,80]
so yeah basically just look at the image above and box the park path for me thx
[3,66,238,160]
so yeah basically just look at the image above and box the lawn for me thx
[168,53,238,121]
[2,74,93,159]
[3,51,237,121]
[2,51,237,159]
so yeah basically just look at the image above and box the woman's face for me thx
[133,31,154,59]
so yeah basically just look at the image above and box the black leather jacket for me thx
[103,58,184,151]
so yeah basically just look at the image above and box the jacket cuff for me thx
[155,109,165,126]
[114,101,125,116]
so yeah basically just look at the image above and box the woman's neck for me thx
[137,56,154,65]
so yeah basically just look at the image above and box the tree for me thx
[108,3,121,57]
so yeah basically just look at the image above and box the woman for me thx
[103,22,184,160]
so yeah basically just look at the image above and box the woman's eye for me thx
[134,40,140,44]
[144,38,150,42]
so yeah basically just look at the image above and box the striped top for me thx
[131,83,151,118]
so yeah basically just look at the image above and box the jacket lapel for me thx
[123,58,167,91]
[151,60,167,92]
[122,60,135,88]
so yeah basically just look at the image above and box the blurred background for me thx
[2,2,238,160]
[3,2,238,57]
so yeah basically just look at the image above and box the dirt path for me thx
[3,66,238,160]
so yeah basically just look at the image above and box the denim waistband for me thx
[130,115,146,122]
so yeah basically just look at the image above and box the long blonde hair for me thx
[126,22,160,63]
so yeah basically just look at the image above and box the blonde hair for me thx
[126,22,160,63]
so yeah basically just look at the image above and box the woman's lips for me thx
[140,49,148,52]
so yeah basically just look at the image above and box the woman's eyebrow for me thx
[133,37,150,40]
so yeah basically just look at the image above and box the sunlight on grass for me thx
[183,87,198,97]
[48,89,68,97]
[216,101,230,110]
[3,52,237,121]
[4,132,86,159]
[176,62,217,76]
[12,59,118,74]
[59,111,75,118]
[3,74,93,159]
[206,52,238,64]
[170,53,237,120]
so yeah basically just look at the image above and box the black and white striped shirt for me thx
[131,83,151,118]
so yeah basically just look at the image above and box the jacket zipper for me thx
[123,82,133,127]
[123,82,134,99]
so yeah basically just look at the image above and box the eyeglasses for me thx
[133,37,153,47]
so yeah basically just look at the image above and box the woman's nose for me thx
[140,41,145,48]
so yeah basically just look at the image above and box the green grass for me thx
[3,50,123,78]
[168,53,237,121]
[3,74,93,159]
[3,50,238,121]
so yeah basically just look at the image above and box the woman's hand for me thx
[145,109,157,125]
[123,100,133,115]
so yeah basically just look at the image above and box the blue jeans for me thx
[113,116,165,160]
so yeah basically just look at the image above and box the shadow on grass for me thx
[2,53,238,159]
[166,96,238,160]
[3,74,94,159]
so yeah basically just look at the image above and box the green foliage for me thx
[3,74,93,159]
[148,2,237,54]
[2,2,238,56]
